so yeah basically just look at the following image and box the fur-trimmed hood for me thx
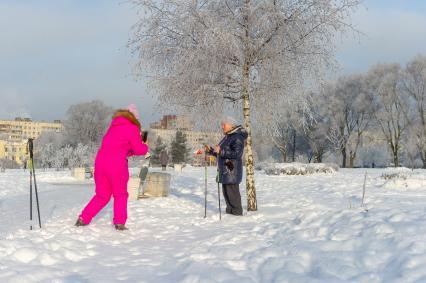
[112,109,141,130]
[226,125,248,139]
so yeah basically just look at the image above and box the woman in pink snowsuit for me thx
[76,106,148,230]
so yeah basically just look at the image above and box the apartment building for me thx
[150,115,194,131]
[0,118,63,166]
[0,117,63,141]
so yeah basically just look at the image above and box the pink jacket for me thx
[96,116,149,166]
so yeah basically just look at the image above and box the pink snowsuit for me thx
[79,115,148,225]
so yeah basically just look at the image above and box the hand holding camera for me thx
[141,131,148,143]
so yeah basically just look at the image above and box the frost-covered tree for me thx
[64,100,113,147]
[69,143,91,168]
[171,131,189,164]
[130,0,361,210]
[301,93,331,163]
[35,132,64,149]
[268,100,311,163]
[366,63,411,167]
[404,126,421,169]
[37,143,57,168]
[34,132,64,168]
[401,55,426,168]
[252,132,274,162]
[35,117,97,169]
[151,136,168,165]
[36,143,93,169]
[322,75,373,168]
[268,109,296,162]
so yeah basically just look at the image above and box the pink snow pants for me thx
[80,158,129,225]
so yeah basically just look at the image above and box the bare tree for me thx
[367,63,411,167]
[404,125,420,169]
[64,100,113,147]
[130,0,361,210]
[252,131,274,162]
[321,75,373,168]
[401,55,426,168]
[267,107,295,162]
[302,92,331,163]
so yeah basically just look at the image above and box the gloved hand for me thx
[204,145,215,156]
[225,160,234,171]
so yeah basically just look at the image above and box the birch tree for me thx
[130,0,361,210]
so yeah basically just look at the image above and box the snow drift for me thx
[263,162,339,175]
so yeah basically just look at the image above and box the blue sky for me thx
[0,0,425,124]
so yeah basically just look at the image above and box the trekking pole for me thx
[28,139,42,229]
[215,154,222,221]
[32,156,42,229]
[204,151,207,218]
[29,156,33,230]
[217,180,221,220]
[361,172,368,212]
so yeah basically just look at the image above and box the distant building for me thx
[149,114,223,165]
[0,140,6,160]
[0,117,63,141]
[0,140,28,165]
[0,118,64,165]
[150,115,194,131]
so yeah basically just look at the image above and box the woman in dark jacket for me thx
[160,150,169,171]
[207,117,248,216]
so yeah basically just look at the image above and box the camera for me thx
[141,131,149,143]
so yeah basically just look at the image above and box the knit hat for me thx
[221,116,239,126]
[127,104,140,120]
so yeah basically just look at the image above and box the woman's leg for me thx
[111,170,129,225]
[79,170,112,224]
[222,184,232,214]
[225,184,243,215]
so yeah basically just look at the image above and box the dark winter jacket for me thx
[160,150,169,166]
[211,126,248,185]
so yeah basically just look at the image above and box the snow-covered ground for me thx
[1,167,426,282]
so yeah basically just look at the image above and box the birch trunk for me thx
[242,0,257,211]
[243,88,257,211]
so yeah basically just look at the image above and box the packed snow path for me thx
[1,168,426,282]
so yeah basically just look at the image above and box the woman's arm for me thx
[129,126,149,156]
[219,137,244,159]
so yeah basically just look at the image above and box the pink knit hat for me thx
[127,104,140,120]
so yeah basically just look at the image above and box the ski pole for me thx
[28,139,41,229]
[204,152,207,218]
[217,181,221,220]
[29,158,33,230]
[32,157,42,229]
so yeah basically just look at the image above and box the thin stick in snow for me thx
[361,172,367,209]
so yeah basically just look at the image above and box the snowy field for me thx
[1,167,426,282]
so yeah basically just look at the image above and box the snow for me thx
[381,168,426,191]
[263,162,339,175]
[1,167,426,282]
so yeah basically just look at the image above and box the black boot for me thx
[75,218,87,227]
[115,224,128,231]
